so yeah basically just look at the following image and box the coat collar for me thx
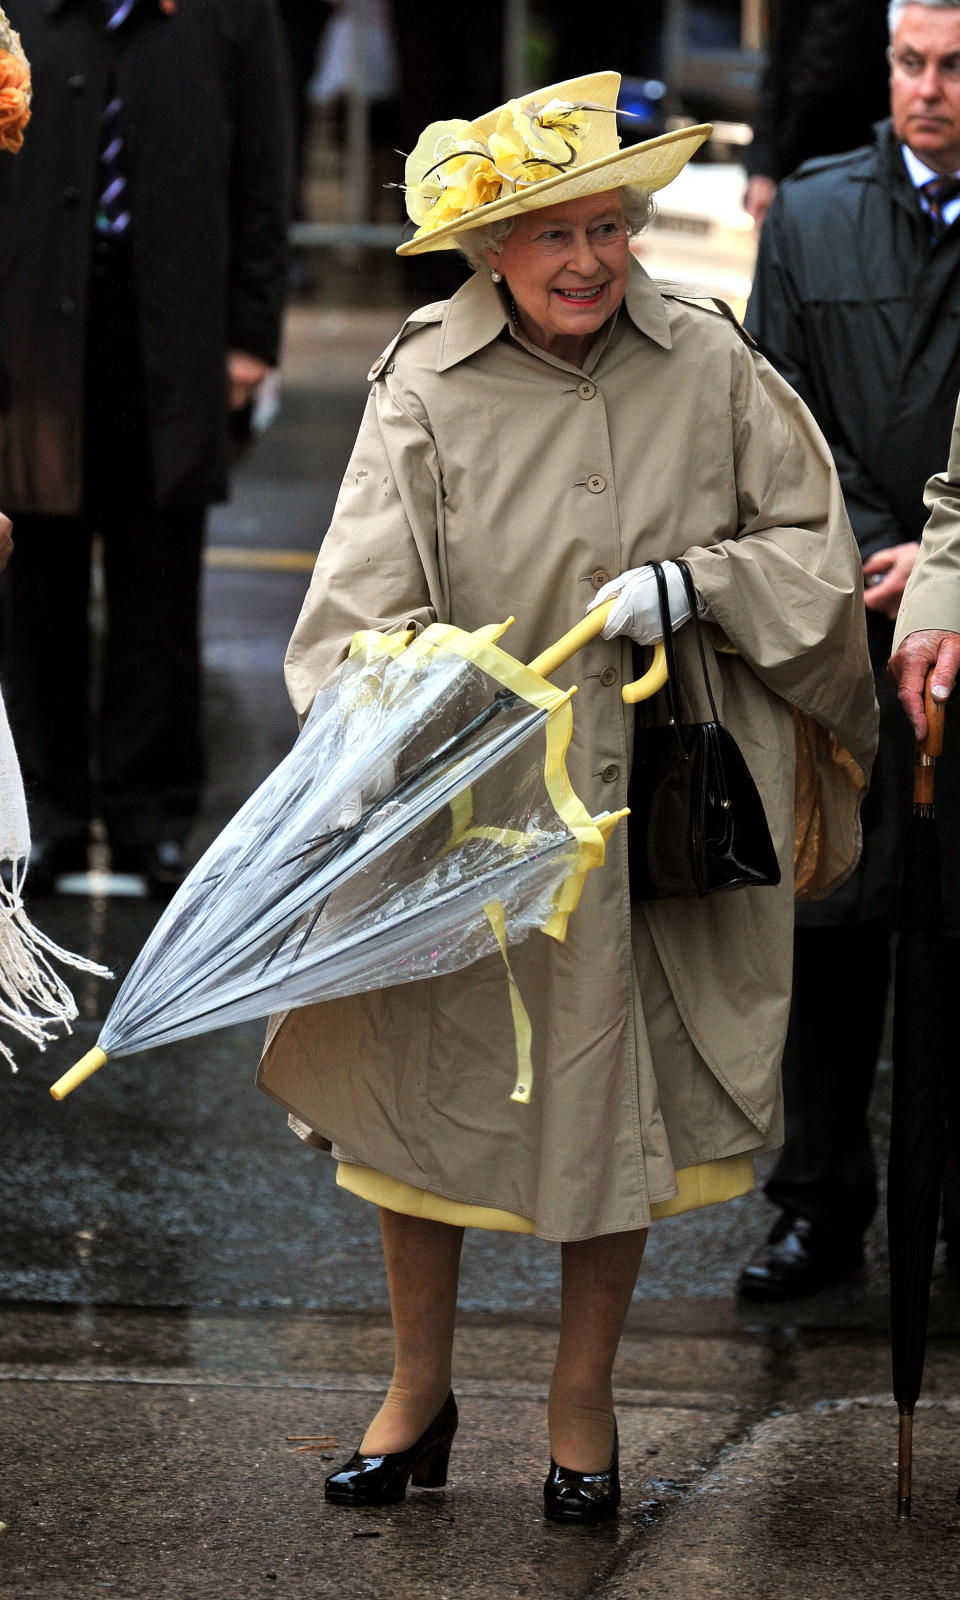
[435,256,673,373]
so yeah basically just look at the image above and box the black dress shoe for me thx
[324,1392,458,1507]
[543,1428,620,1525]
[737,1213,864,1301]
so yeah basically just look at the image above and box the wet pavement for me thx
[1,293,958,1597]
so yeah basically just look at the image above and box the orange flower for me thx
[0,51,30,154]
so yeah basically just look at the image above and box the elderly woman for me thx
[260,72,877,1524]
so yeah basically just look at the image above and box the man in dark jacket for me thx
[0,0,291,896]
[739,0,960,1298]
[744,0,890,227]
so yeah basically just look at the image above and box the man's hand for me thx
[227,349,270,411]
[744,174,777,231]
[0,511,13,572]
[888,628,960,740]
[862,542,920,620]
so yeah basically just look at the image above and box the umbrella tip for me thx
[50,1045,108,1100]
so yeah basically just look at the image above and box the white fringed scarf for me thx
[0,685,109,1071]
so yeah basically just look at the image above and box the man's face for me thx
[890,4,960,173]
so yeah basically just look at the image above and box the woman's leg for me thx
[549,1229,648,1472]
[359,1209,465,1455]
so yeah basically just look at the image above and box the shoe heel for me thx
[410,1433,453,1488]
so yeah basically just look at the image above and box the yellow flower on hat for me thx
[417,152,502,235]
[487,123,530,189]
[488,98,585,188]
[511,97,587,170]
[403,98,592,232]
[404,119,480,225]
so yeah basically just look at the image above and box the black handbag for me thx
[627,561,782,900]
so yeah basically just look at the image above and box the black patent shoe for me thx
[324,1392,458,1507]
[543,1428,620,1525]
[737,1212,864,1301]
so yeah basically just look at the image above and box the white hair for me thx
[889,0,960,36]
[456,185,654,272]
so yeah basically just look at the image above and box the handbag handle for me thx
[676,559,721,723]
[651,561,731,811]
[651,560,721,724]
[650,563,684,729]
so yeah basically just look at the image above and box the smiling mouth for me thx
[554,286,606,302]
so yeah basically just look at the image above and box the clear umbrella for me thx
[51,609,665,1103]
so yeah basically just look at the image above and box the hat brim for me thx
[396,123,712,256]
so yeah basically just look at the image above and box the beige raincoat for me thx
[258,261,878,1241]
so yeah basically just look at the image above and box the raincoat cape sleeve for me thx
[894,395,960,645]
[672,333,877,900]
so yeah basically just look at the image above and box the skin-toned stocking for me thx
[549,1228,648,1472]
[359,1209,465,1455]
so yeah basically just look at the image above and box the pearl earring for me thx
[490,269,503,284]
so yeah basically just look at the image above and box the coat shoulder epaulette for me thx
[657,286,757,349]
[367,302,447,382]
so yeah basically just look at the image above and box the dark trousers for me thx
[0,235,207,856]
[766,925,960,1240]
[2,510,205,855]
[764,611,960,1242]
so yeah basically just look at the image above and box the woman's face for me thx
[485,192,631,365]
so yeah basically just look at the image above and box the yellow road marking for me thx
[205,546,318,572]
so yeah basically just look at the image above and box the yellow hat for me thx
[397,71,710,257]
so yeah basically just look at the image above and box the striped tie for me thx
[95,0,138,238]
[921,175,960,242]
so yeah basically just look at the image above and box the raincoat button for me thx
[577,381,596,400]
[599,667,617,687]
[62,186,80,204]
[591,569,610,589]
[67,74,87,92]
[586,474,606,493]
[601,763,619,783]
[370,356,384,373]
[58,296,75,315]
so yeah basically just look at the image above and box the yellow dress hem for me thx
[335,1153,755,1232]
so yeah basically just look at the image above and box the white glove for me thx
[587,560,706,645]
[336,752,396,830]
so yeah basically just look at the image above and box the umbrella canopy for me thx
[888,673,947,1519]
[51,610,665,1102]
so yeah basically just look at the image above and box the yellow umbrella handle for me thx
[50,1046,108,1101]
[527,599,668,704]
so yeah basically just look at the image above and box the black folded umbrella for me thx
[887,674,947,1519]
